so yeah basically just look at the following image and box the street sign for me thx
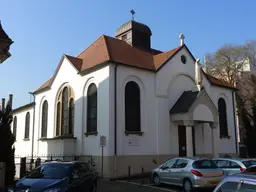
[100,136,106,147]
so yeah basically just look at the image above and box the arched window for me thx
[69,98,74,134]
[13,116,17,139]
[87,83,97,133]
[24,112,30,139]
[41,100,48,138]
[125,81,141,132]
[56,86,75,136]
[218,98,228,137]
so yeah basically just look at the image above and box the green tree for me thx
[0,96,15,186]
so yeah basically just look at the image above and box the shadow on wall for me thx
[43,75,110,176]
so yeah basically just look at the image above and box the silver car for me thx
[213,173,256,192]
[152,157,224,192]
[214,158,256,176]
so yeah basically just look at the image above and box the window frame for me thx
[125,81,141,133]
[86,83,98,134]
[24,112,30,139]
[218,97,229,137]
[55,86,75,137]
[41,100,48,138]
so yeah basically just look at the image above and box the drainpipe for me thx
[232,90,238,156]
[114,64,118,177]
[29,92,36,163]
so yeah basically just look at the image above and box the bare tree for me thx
[205,41,256,157]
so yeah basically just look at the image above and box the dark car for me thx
[213,173,256,191]
[8,161,97,192]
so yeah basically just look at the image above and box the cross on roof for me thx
[130,9,135,20]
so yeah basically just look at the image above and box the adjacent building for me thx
[12,20,238,178]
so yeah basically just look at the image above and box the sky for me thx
[1,0,256,108]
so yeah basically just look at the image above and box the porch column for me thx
[210,122,219,158]
[184,121,194,157]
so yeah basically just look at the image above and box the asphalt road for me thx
[97,179,216,192]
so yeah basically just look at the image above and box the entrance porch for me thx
[169,88,220,158]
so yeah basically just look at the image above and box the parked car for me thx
[8,161,97,192]
[213,173,256,191]
[151,157,224,192]
[214,157,256,176]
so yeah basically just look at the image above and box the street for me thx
[97,179,213,192]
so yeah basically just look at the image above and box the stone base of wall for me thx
[91,153,238,178]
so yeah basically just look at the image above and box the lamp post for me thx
[28,92,36,169]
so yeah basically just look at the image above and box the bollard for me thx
[141,168,144,185]
[128,166,131,182]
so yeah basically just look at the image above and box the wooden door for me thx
[178,125,187,157]
[178,125,196,157]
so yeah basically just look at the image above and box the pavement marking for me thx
[116,180,179,192]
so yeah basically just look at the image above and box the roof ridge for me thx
[76,35,105,58]
[102,35,111,61]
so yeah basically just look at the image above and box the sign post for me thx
[100,136,106,178]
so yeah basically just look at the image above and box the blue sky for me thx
[1,0,256,108]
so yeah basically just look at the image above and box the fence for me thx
[14,154,94,179]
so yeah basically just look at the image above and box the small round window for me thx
[181,55,186,64]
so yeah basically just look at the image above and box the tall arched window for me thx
[218,98,228,137]
[41,100,48,138]
[125,81,141,132]
[24,112,30,139]
[56,86,75,136]
[69,98,74,134]
[87,83,97,133]
[13,116,17,139]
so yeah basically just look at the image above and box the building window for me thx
[69,98,74,134]
[125,81,141,132]
[41,100,48,138]
[24,112,30,139]
[55,86,75,136]
[13,116,17,139]
[87,83,97,133]
[218,98,228,137]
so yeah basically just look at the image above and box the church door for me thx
[178,125,187,157]
[178,125,196,157]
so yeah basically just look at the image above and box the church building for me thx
[12,19,238,178]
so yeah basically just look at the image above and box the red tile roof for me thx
[33,35,236,94]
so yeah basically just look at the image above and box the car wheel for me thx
[153,174,161,186]
[183,179,193,192]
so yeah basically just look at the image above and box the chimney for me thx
[179,33,185,46]
[195,58,202,90]
[8,94,13,109]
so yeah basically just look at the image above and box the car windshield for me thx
[242,160,256,168]
[26,163,71,179]
[192,159,218,169]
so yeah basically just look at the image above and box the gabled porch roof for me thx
[169,88,219,123]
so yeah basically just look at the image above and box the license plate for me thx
[209,179,220,185]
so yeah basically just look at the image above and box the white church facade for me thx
[11,20,238,178]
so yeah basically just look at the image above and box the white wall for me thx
[32,57,111,157]
[114,64,158,156]
[12,107,34,156]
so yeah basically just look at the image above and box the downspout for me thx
[232,90,238,156]
[114,64,118,177]
[30,93,36,162]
